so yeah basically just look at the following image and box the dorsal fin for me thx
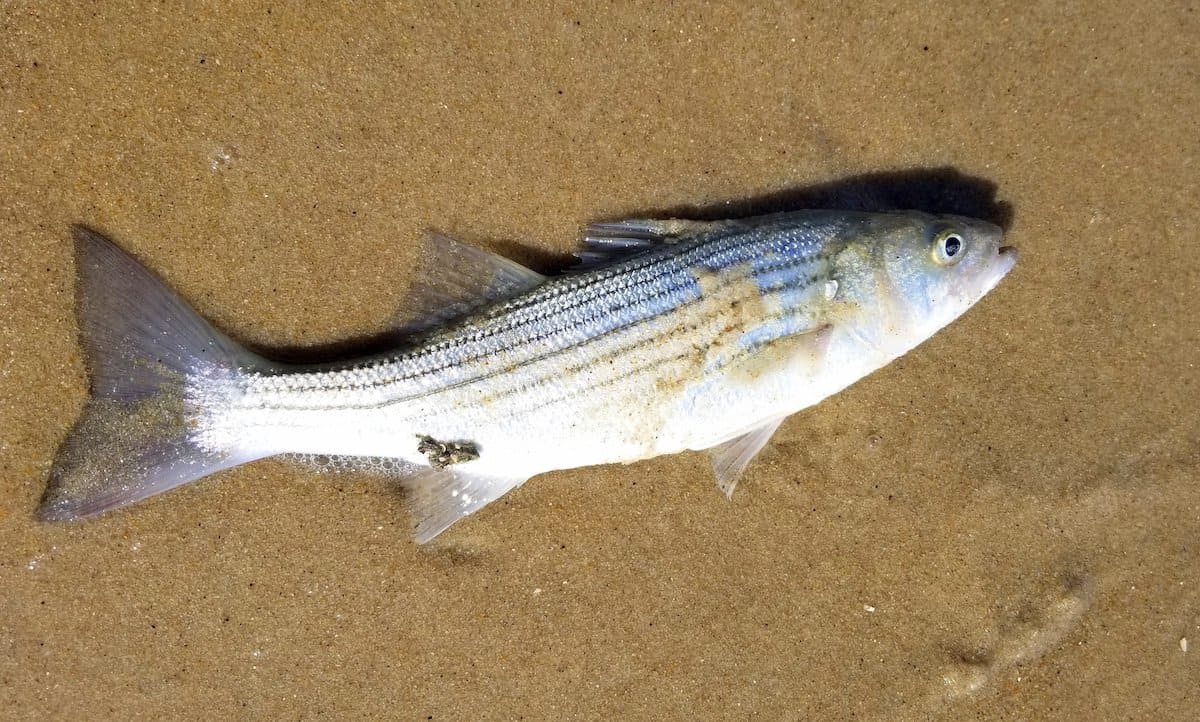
[573,218,723,270]
[394,232,546,334]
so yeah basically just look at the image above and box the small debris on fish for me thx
[416,435,479,469]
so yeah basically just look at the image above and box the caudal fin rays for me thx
[38,228,270,521]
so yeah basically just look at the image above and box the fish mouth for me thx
[983,245,1018,293]
[998,245,1018,270]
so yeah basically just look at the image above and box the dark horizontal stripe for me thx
[252,244,832,405]
[251,263,829,414]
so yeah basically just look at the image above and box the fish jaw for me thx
[986,245,1018,293]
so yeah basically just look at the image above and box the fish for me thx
[38,211,1016,542]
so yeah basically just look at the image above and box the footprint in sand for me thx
[938,573,1093,701]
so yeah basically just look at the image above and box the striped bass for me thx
[38,211,1016,541]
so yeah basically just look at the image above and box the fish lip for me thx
[983,245,1018,292]
[998,245,1018,268]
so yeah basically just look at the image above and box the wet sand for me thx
[1,2,1197,719]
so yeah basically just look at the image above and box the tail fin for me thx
[37,227,271,521]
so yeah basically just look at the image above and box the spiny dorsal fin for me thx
[709,418,786,498]
[394,232,546,334]
[573,218,724,270]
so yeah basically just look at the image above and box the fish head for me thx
[853,212,1016,347]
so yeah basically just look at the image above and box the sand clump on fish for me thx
[37,210,1016,541]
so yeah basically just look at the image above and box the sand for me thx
[1,2,1197,719]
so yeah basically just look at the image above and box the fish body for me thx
[39,210,1015,541]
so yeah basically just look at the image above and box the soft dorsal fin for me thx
[709,418,786,498]
[574,218,723,270]
[394,233,546,334]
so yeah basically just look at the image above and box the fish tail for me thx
[37,227,271,521]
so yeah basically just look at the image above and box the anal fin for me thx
[402,467,530,543]
[709,418,785,498]
[293,452,529,543]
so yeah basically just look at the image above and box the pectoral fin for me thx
[709,418,786,498]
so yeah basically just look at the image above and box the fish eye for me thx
[932,230,965,265]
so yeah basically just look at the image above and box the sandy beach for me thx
[1,2,1196,718]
